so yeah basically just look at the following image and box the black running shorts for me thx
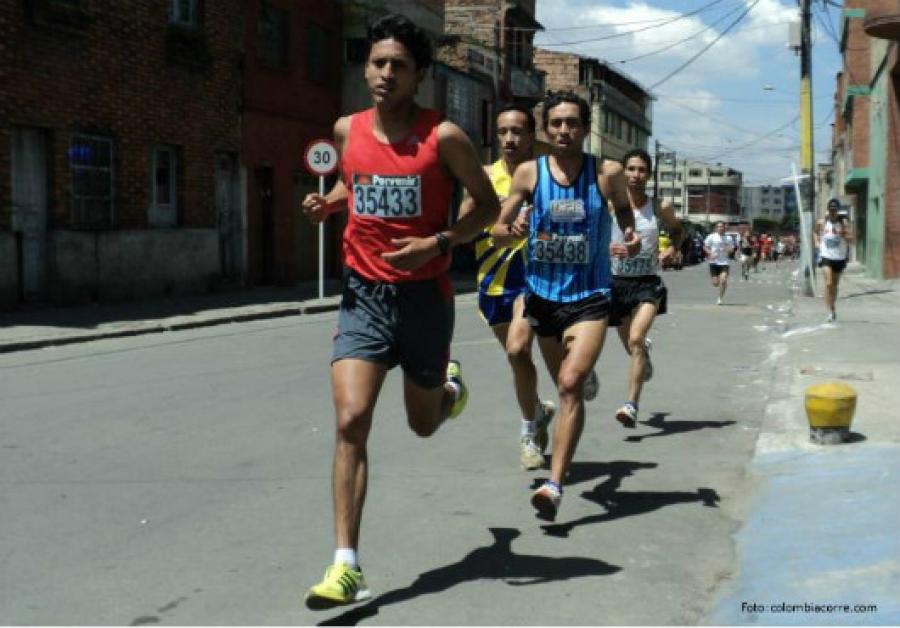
[332,270,454,389]
[609,275,667,327]
[523,291,610,341]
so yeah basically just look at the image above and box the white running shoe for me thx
[519,435,544,470]
[615,402,638,429]
[531,481,562,521]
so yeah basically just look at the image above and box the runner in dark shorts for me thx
[300,14,500,610]
[608,149,681,428]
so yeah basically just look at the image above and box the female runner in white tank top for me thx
[814,198,852,322]
[609,149,684,427]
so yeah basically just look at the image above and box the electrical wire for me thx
[648,0,761,90]
[614,1,747,64]
[694,115,800,162]
[536,0,731,47]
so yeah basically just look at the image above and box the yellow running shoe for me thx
[305,562,371,610]
[446,360,468,419]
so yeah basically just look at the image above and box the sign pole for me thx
[303,138,338,302]
[318,175,325,300]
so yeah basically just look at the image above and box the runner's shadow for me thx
[841,288,895,300]
[530,459,658,490]
[541,475,720,538]
[317,527,620,626]
[625,412,736,443]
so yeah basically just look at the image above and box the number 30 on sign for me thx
[303,139,338,177]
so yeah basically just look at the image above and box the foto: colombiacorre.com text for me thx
[742,601,878,615]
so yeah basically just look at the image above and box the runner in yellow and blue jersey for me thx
[459,104,598,472]
[492,91,639,522]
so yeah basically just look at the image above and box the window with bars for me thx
[69,135,113,229]
[258,2,289,68]
[169,0,198,26]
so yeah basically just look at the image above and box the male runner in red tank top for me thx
[300,14,499,610]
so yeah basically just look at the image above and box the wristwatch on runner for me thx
[434,232,451,255]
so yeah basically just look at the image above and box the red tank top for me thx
[340,108,453,283]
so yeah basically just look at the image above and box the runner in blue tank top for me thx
[492,90,640,522]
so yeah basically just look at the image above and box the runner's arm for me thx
[490,161,536,247]
[301,117,349,223]
[842,219,854,242]
[456,165,492,221]
[599,159,639,256]
[812,219,822,248]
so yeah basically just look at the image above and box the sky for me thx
[532,0,845,185]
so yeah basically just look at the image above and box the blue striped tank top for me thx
[525,154,611,302]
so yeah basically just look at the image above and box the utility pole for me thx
[799,0,816,296]
[706,169,711,228]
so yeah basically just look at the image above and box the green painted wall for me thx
[866,41,891,278]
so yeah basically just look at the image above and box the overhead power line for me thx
[614,1,746,64]
[648,0,761,90]
[536,0,730,47]
[695,115,799,162]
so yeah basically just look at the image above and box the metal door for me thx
[215,152,242,281]
[10,128,48,301]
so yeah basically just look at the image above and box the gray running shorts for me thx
[332,270,454,389]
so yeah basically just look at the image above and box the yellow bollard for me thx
[804,381,858,444]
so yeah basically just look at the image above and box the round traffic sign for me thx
[304,139,338,176]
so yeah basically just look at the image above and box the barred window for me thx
[69,135,113,229]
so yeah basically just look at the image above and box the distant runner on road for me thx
[814,198,852,322]
[704,222,734,306]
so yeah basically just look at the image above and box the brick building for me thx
[830,0,900,278]
[437,0,545,159]
[533,49,652,162]
[1,0,244,307]
[242,0,342,286]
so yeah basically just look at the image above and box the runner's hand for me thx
[381,237,438,271]
[301,193,330,224]
[509,203,531,239]
[623,227,641,257]
[659,245,677,263]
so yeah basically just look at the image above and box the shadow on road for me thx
[541,470,720,538]
[530,459,658,490]
[625,412,736,443]
[316,527,620,626]
[841,288,895,300]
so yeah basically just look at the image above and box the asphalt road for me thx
[0,261,800,625]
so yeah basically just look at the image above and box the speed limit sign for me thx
[303,139,338,177]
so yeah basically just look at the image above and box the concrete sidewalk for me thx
[707,263,900,625]
[0,275,478,354]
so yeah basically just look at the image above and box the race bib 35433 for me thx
[352,174,422,219]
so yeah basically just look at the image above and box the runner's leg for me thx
[548,320,607,487]
[331,359,388,550]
